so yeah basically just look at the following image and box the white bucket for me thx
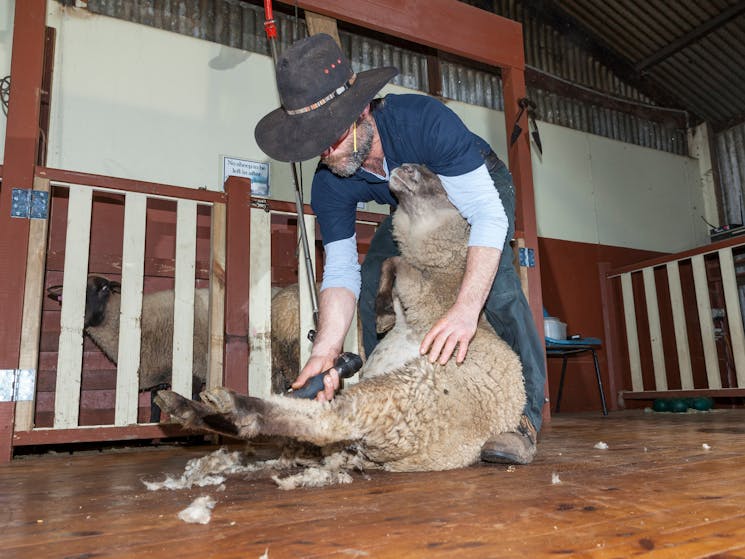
[544,317,567,340]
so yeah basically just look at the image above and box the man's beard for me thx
[321,119,374,178]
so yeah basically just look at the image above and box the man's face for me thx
[320,116,374,178]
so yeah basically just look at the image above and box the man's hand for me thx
[294,352,340,401]
[293,286,357,401]
[420,303,479,365]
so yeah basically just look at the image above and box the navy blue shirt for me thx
[311,93,493,245]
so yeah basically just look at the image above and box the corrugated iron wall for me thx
[717,122,745,226]
[492,0,687,154]
[82,0,685,155]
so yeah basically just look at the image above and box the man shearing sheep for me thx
[254,33,545,465]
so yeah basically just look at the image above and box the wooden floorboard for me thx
[3,410,745,558]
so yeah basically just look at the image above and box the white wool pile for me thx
[271,450,374,490]
[143,448,271,491]
[144,447,374,492]
[178,496,216,524]
[551,472,561,484]
[272,468,353,490]
[593,441,609,450]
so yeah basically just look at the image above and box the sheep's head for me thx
[46,275,121,328]
[85,276,121,327]
[389,164,467,270]
[389,164,453,217]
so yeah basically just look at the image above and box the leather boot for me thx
[481,415,537,465]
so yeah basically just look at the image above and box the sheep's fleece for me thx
[156,163,526,479]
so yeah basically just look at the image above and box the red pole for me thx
[0,0,47,463]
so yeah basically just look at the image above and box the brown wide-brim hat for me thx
[255,33,398,162]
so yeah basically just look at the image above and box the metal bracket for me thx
[0,369,36,402]
[10,189,49,219]
[251,198,270,212]
[518,247,535,268]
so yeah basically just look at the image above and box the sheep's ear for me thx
[109,281,122,294]
[375,257,399,334]
[47,285,63,304]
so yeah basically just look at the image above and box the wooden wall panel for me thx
[539,237,665,412]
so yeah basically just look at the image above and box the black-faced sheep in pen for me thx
[47,276,308,415]
[48,276,210,396]
[155,163,526,474]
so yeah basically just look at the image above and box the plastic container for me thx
[544,317,567,340]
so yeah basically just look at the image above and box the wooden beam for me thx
[0,402,14,462]
[305,11,341,45]
[291,0,525,69]
[15,177,51,431]
[36,167,226,203]
[224,176,252,394]
[12,424,196,446]
[248,208,272,398]
[598,262,620,412]
[502,64,549,424]
[622,388,745,400]
[0,0,46,370]
[208,203,227,389]
[607,236,745,278]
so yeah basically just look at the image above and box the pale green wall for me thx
[31,3,710,253]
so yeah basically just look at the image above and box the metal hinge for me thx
[0,369,36,402]
[10,189,49,219]
[518,247,535,267]
[251,198,270,212]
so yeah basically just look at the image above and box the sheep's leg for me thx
[375,256,400,334]
[207,387,364,446]
[154,389,263,438]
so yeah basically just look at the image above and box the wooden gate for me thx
[5,167,377,455]
[602,236,745,405]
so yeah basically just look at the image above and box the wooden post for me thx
[15,177,51,431]
[248,207,272,398]
[502,64,549,423]
[0,0,46,362]
[208,203,227,390]
[0,0,46,463]
[598,262,619,411]
[224,177,252,394]
[305,11,341,45]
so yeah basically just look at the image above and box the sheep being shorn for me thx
[156,163,526,476]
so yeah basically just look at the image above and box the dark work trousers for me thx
[358,154,547,433]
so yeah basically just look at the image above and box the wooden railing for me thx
[602,235,745,404]
[9,167,383,451]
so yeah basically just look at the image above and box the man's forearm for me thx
[311,286,358,357]
[456,246,501,317]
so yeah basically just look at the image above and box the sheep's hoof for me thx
[154,390,198,425]
[200,387,238,414]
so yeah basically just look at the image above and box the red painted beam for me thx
[292,0,525,69]
[12,424,197,446]
[0,0,46,370]
[223,176,252,394]
[37,167,227,203]
[0,402,15,462]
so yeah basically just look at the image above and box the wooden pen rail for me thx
[603,235,745,403]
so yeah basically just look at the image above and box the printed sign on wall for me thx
[222,156,270,197]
